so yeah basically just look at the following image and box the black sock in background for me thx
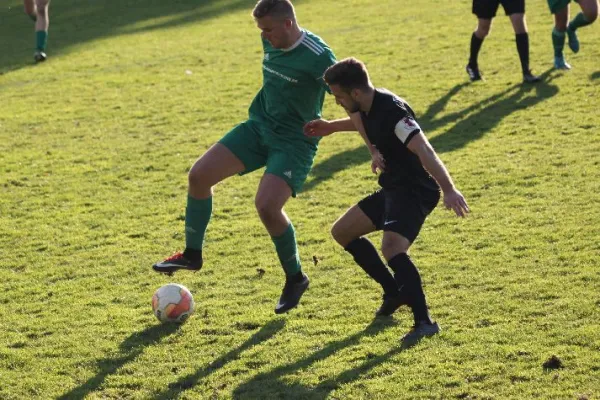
[469,32,484,67]
[515,32,530,74]
[388,253,433,324]
[345,238,398,295]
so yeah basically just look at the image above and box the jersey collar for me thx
[282,30,306,52]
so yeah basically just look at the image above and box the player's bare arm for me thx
[406,132,470,217]
[304,114,385,172]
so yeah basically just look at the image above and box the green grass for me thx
[1,0,599,398]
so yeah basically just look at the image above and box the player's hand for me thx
[443,188,470,217]
[304,119,334,137]
[370,146,385,174]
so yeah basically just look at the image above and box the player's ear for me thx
[284,18,293,29]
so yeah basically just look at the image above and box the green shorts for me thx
[218,119,317,197]
[547,0,573,13]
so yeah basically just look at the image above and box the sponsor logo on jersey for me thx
[263,65,298,83]
[283,170,292,179]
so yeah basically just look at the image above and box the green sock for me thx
[568,12,592,31]
[185,195,212,251]
[35,30,47,51]
[552,28,566,57]
[271,223,301,277]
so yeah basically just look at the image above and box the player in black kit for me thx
[304,58,469,344]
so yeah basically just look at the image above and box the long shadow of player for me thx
[304,69,559,193]
[425,69,559,154]
[57,322,180,400]
[232,318,400,399]
[302,146,370,193]
[152,319,285,400]
[0,0,267,73]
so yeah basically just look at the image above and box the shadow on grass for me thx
[152,319,286,400]
[57,322,181,400]
[426,68,559,153]
[0,0,258,74]
[303,69,559,193]
[232,318,401,399]
[590,71,600,80]
[303,145,370,193]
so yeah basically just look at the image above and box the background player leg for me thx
[509,13,540,83]
[552,6,572,69]
[33,0,50,62]
[153,143,245,274]
[23,0,36,21]
[567,0,599,53]
[382,231,439,343]
[467,18,492,81]
[255,173,308,314]
[331,205,405,316]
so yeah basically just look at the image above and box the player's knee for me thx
[330,222,346,246]
[36,6,47,18]
[188,166,211,191]
[24,3,35,15]
[381,237,409,261]
[381,243,396,261]
[555,20,568,31]
[475,24,491,38]
[254,198,277,221]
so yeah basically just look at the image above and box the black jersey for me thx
[360,89,439,192]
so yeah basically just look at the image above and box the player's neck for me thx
[286,25,303,48]
[360,87,376,114]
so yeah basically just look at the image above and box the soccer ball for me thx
[152,283,195,323]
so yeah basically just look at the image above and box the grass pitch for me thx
[1,0,599,398]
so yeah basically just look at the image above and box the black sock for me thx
[469,33,484,68]
[183,248,203,263]
[515,32,530,74]
[388,253,432,324]
[345,238,398,295]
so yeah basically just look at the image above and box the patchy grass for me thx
[1,0,599,398]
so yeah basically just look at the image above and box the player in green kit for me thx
[153,0,338,314]
[23,0,51,62]
[548,0,598,69]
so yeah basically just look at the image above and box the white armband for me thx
[394,117,421,144]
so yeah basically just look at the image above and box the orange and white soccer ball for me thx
[152,283,195,323]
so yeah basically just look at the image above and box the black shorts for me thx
[473,0,525,18]
[358,188,440,243]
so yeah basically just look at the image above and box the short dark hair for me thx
[323,57,371,92]
[252,0,296,20]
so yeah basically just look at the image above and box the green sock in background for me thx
[568,12,592,31]
[35,30,47,51]
[552,28,565,57]
[271,223,302,277]
[185,195,212,251]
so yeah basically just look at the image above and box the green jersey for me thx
[248,30,336,145]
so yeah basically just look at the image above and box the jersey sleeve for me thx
[313,48,336,93]
[393,115,422,145]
